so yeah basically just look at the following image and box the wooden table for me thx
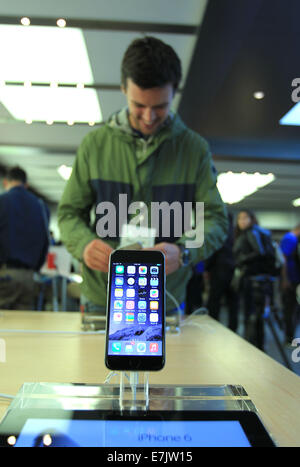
[0,311,300,446]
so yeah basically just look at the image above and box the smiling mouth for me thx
[142,121,157,129]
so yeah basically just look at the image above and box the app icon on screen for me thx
[139,266,147,274]
[127,266,136,274]
[150,289,159,298]
[138,289,147,298]
[126,312,134,322]
[150,266,159,275]
[137,342,146,353]
[114,300,123,309]
[127,277,135,285]
[126,300,135,310]
[150,277,159,286]
[138,301,146,310]
[112,342,121,352]
[113,312,122,322]
[150,313,159,323]
[115,277,124,286]
[138,277,147,286]
[138,313,146,323]
[150,301,159,310]
[126,289,135,298]
[114,288,123,298]
[116,265,124,274]
[125,344,133,352]
[150,343,159,352]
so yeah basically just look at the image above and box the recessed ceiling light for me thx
[253,91,265,100]
[20,17,30,26]
[42,434,53,447]
[7,435,17,446]
[57,18,67,28]
[292,198,300,207]
[217,172,275,204]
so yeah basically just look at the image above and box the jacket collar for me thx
[107,107,185,140]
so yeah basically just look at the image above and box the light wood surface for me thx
[0,311,300,446]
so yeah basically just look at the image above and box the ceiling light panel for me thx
[280,102,300,126]
[0,86,102,123]
[217,172,275,204]
[58,165,72,181]
[0,25,94,84]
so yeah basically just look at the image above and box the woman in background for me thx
[233,210,276,348]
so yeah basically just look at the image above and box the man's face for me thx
[122,78,174,136]
[2,179,10,191]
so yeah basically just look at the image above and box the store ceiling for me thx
[0,0,299,214]
[179,0,300,212]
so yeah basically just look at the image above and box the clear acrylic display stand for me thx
[119,372,150,411]
[5,380,258,414]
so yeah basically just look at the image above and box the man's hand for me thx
[82,239,113,272]
[146,242,181,275]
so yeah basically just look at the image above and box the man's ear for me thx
[121,84,126,96]
[3,178,8,189]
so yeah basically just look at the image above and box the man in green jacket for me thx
[58,36,228,314]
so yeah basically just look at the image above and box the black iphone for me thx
[105,249,165,371]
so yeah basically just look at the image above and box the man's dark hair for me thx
[5,166,27,184]
[121,36,182,91]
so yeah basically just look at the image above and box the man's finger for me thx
[92,240,113,254]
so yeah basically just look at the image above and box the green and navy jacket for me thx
[58,108,228,310]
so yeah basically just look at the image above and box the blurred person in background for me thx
[280,223,300,345]
[0,166,50,310]
[205,212,239,332]
[233,210,278,348]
